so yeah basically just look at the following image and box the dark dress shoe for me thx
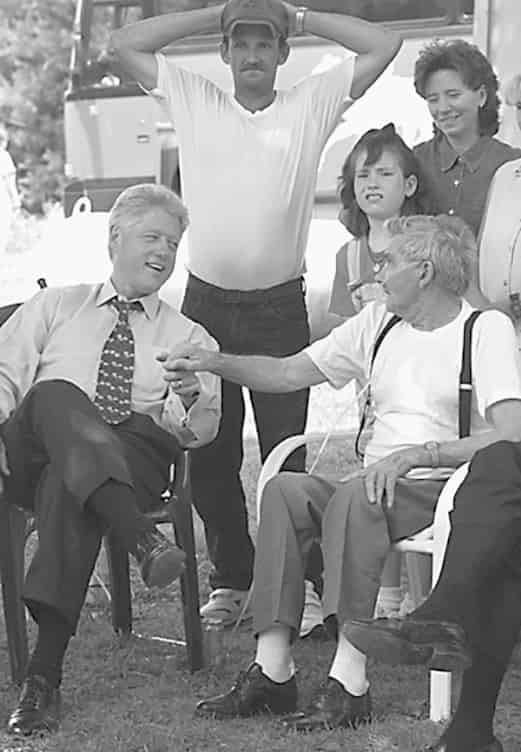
[286,678,371,731]
[423,733,503,752]
[195,663,297,718]
[7,674,61,736]
[134,527,186,588]
[344,617,472,671]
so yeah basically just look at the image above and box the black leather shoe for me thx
[423,733,503,752]
[7,675,61,736]
[344,617,472,671]
[286,678,371,731]
[195,663,297,718]
[134,527,186,588]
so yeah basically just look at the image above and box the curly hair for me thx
[414,39,500,137]
[385,214,475,296]
[338,123,438,238]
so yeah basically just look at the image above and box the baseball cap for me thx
[221,0,289,39]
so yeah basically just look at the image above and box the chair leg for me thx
[171,462,204,672]
[105,535,132,636]
[0,502,29,685]
[405,552,432,608]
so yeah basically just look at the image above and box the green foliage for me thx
[0,0,75,213]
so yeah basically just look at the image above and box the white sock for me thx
[329,632,369,697]
[255,625,295,684]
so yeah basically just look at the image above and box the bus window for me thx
[154,0,474,23]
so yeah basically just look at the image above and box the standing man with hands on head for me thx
[111,0,402,628]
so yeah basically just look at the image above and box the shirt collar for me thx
[96,279,160,320]
[439,134,492,174]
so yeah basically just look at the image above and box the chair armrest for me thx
[256,434,310,522]
[431,463,469,584]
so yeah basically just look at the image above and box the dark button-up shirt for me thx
[414,135,521,236]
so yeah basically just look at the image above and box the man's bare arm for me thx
[157,344,326,393]
[293,7,402,99]
[110,4,225,90]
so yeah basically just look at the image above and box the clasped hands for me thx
[157,343,211,403]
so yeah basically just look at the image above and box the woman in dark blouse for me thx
[413,39,521,238]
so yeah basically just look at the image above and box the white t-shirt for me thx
[152,53,354,290]
[306,300,521,475]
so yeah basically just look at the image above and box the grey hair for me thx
[385,214,475,296]
[504,74,521,106]
[109,183,189,238]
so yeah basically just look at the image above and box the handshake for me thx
[157,343,215,402]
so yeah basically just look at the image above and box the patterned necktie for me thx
[94,299,142,424]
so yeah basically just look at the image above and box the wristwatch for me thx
[423,441,441,468]
[295,6,307,35]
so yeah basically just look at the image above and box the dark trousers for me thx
[424,440,521,667]
[182,273,310,590]
[2,380,180,630]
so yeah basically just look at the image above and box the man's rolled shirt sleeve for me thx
[161,327,221,448]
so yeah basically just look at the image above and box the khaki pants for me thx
[252,471,443,639]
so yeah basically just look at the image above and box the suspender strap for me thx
[355,309,482,459]
[459,310,482,439]
[355,314,401,460]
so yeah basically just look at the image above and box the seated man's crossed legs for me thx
[3,380,185,737]
[196,470,442,730]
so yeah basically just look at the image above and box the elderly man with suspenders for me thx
[159,214,521,731]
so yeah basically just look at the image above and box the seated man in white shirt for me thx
[1,183,221,737]
[161,214,521,732]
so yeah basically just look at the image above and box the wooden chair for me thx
[0,302,205,684]
[256,434,466,722]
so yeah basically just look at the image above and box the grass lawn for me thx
[0,217,520,750]
[1,434,521,752]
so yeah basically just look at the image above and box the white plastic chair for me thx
[256,433,470,722]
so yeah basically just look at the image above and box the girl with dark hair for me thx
[329,123,436,318]
[328,123,437,621]
[413,39,521,237]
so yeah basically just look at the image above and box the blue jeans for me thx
[181,273,310,590]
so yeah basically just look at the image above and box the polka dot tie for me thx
[94,299,142,424]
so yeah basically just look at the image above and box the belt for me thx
[186,273,305,305]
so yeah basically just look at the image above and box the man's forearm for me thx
[207,352,296,392]
[302,9,400,56]
[432,429,521,468]
[111,4,224,53]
